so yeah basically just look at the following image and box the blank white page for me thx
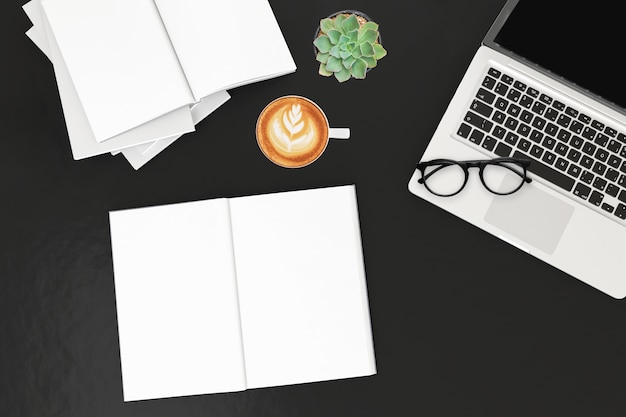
[41,0,195,142]
[109,199,246,401]
[153,0,296,100]
[229,185,376,389]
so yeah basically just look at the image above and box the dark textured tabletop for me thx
[3,0,626,416]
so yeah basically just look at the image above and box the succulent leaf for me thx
[313,35,333,53]
[325,55,343,72]
[360,42,375,57]
[339,35,351,45]
[351,47,362,58]
[334,66,351,82]
[316,52,330,64]
[360,21,379,33]
[358,29,378,45]
[333,15,347,32]
[329,45,341,58]
[327,29,342,45]
[373,43,387,60]
[342,14,359,32]
[343,55,357,69]
[361,56,377,68]
[351,58,367,79]
[319,63,333,77]
[320,18,335,34]
[348,29,359,43]
[340,50,352,60]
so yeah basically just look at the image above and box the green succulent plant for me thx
[314,13,387,82]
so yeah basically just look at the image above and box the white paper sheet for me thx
[153,0,296,100]
[109,199,247,401]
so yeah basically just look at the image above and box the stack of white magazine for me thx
[109,185,376,401]
[22,0,296,169]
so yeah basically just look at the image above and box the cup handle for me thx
[329,127,350,140]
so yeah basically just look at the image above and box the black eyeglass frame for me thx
[415,157,532,197]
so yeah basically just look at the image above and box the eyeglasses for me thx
[415,157,532,197]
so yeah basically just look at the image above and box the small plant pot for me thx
[313,10,387,82]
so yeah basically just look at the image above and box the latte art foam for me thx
[256,96,329,168]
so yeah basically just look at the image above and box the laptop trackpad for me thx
[484,176,575,255]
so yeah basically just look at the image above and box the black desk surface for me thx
[3,0,626,415]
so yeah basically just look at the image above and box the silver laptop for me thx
[408,0,626,298]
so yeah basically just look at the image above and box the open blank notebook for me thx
[109,185,376,401]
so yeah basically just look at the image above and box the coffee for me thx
[256,96,330,168]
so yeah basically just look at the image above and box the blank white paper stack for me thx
[22,0,296,169]
[109,185,377,401]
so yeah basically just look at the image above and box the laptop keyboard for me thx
[456,65,626,224]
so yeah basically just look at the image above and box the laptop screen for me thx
[487,0,626,113]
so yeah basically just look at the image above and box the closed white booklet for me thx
[109,185,376,401]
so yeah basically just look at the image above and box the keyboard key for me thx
[566,149,581,163]
[506,89,521,103]
[569,121,584,134]
[464,111,493,133]
[606,183,620,197]
[545,122,559,136]
[552,100,565,111]
[457,123,472,138]
[504,131,519,146]
[527,87,540,98]
[492,110,506,125]
[614,204,626,220]
[495,97,508,111]
[470,99,493,117]
[582,126,596,140]
[502,74,514,84]
[595,148,609,162]
[608,155,622,168]
[532,101,546,115]
[542,137,556,150]
[570,136,584,149]
[556,129,571,143]
[573,182,591,199]
[619,189,626,204]
[567,164,582,178]
[618,133,626,144]
[513,80,527,91]
[591,120,605,131]
[555,157,569,171]
[539,93,553,104]
[592,161,607,176]
[505,117,519,130]
[580,156,594,169]
[519,95,534,109]
[580,170,594,184]
[607,139,621,154]
[530,129,544,143]
[517,123,531,137]
[469,130,484,145]
[555,143,569,156]
[513,151,575,191]
[602,203,614,213]
[606,168,619,182]
[520,110,534,124]
[545,108,559,122]
[495,142,512,157]
[592,177,607,191]
[605,126,617,137]
[493,125,506,139]
[589,191,604,206]
[481,136,497,151]
[495,82,509,95]
[556,113,571,128]
[565,106,579,118]
[488,67,501,78]
[476,88,496,104]
[507,103,521,117]
[530,144,544,158]
[517,138,531,152]
[482,76,497,89]
[582,142,596,155]
[578,113,592,124]
[542,151,556,165]
[594,133,609,147]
